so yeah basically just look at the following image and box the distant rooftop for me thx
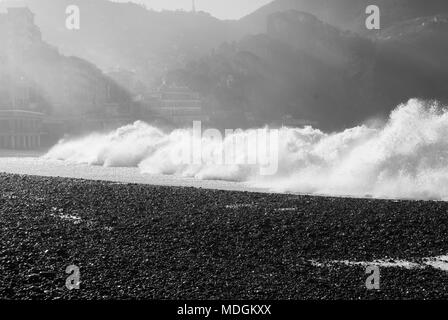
[0,110,45,118]
[0,0,26,13]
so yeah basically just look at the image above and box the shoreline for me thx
[1,169,442,203]
[0,150,47,158]
[0,156,444,202]
[1,173,448,299]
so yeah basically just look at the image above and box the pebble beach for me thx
[2,173,448,299]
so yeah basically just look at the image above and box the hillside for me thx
[167,10,377,129]
[371,14,448,113]
[20,0,235,88]
[168,10,448,130]
[239,0,448,35]
[0,8,131,118]
[3,0,448,131]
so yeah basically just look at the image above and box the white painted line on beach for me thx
[225,204,256,209]
[1,192,18,200]
[224,205,298,212]
[423,255,448,271]
[322,259,422,269]
[49,207,82,224]
[310,255,448,272]
[274,207,297,212]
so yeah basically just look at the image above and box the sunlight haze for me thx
[111,0,272,19]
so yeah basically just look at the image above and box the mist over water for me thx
[45,99,448,200]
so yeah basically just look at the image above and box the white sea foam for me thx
[44,99,448,200]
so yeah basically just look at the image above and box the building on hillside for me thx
[106,68,141,93]
[0,7,44,150]
[3,7,41,60]
[0,7,41,110]
[0,5,140,143]
[59,58,113,115]
[0,110,43,149]
[151,83,208,123]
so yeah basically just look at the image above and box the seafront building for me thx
[0,110,43,149]
[151,83,209,124]
[0,7,44,150]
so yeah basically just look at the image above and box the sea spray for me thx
[44,99,448,200]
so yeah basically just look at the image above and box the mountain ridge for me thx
[239,0,448,35]
[2,0,448,131]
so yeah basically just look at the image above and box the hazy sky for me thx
[0,0,273,19]
[112,0,272,20]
